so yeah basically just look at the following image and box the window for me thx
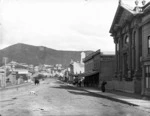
[145,65,150,88]
[148,36,150,54]
[117,43,119,51]
[125,36,129,44]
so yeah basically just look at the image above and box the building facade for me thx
[83,50,100,87]
[83,50,115,87]
[68,52,86,83]
[0,68,5,87]
[110,0,150,96]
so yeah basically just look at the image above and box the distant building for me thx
[0,61,31,87]
[0,68,5,87]
[80,52,86,64]
[11,63,29,84]
[68,52,86,82]
[69,61,84,81]
[34,66,39,72]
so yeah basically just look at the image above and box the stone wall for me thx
[106,80,135,93]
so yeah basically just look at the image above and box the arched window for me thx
[117,43,119,51]
[148,36,150,54]
[145,65,150,88]
[125,35,129,44]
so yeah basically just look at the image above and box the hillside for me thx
[0,43,93,67]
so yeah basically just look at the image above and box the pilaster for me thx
[114,37,119,79]
[128,27,133,79]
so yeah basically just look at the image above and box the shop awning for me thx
[83,71,99,77]
[74,71,99,77]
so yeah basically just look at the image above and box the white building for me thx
[68,52,86,82]
[0,68,5,87]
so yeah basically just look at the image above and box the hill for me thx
[0,43,93,67]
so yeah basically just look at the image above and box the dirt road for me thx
[0,78,149,116]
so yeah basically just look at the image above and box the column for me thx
[118,38,120,73]
[132,31,136,77]
[118,37,123,80]
[141,65,145,95]
[134,26,142,80]
[128,29,132,80]
[114,37,118,79]
[120,34,123,80]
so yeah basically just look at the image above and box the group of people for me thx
[73,78,82,87]
[73,77,107,92]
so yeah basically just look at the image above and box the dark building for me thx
[110,0,150,96]
[83,50,115,87]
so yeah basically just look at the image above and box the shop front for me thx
[83,71,99,87]
[142,60,150,96]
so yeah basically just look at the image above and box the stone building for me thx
[109,0,150,96]
[0,68,5,87]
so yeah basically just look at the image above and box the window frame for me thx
[125,35,129,44]
[145,65,150,89]
[148,36,150,54]
[116,43,119,51]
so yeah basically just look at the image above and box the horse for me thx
[34,79,40,85]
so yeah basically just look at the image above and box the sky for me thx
[0,0,136,52]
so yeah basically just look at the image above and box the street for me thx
[0,78,150,116]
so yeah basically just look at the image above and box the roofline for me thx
[109,2,135,34]
[109,4,121,34]
[142,1,150,9]
[142,2,150,13]
[101,54,115,56]
[83,49,100,62]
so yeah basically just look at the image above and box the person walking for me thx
[101,81,107,92]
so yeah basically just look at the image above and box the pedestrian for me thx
[101,81,107,92]
[34,79,36,85]
[78,80,81,87]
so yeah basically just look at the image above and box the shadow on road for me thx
[0,97,17,103]
[51,84,104,99]
[68,90,104,98]
[51,82,106,98]
[53,80,65,84]
[51,84,86,92]
[67,90,138,106]
[51,84,138,106]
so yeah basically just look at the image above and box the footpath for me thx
[0,82,32,91]
[81,87,150,113]
[65,82,150,113]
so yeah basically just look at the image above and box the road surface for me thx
[0,78,150,116]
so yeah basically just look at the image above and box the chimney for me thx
[80,52,86,64]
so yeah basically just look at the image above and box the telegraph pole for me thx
[3,57,7,88]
